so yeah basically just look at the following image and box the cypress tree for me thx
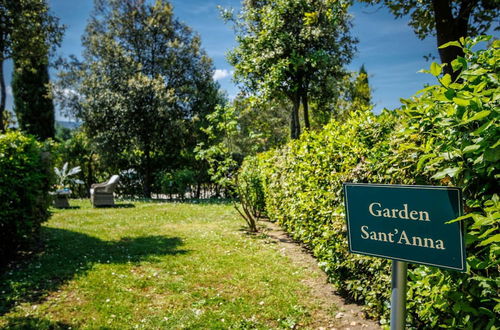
[7,0,62,140]
[13,58,55,140]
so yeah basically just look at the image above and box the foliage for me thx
[195,104,241,191]
[223,0,356,138]
[54,0,222,197]
[231,95,290,154]
[312,64,373,125]
[1,0,63,137]
[359,0,499,40]
[157,168,196,199]
[52,129,107,198]
[12,60,55,140]
[0,131,52,266]
[359,0,499,75]
[53,162,83,191]
[195,95,290,194]
[54,122,73,142]
[234,156,266,232]
[239,36,499,328]
[1,109,15,131]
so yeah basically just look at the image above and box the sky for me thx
[5,0,447,120]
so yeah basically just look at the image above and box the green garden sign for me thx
[343,183,465,271]
[343,183,466,330]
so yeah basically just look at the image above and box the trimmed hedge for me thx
[240,37,499,328]
[0,131,53,266]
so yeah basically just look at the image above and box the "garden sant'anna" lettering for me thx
[361,202,445,250]
[360,226,446,250]
[368,202,430,221]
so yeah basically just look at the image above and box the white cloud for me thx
[6,85,12,96]
[213,69,232,81]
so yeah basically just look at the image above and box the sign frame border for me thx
[343,183,466,272]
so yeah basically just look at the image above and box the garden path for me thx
[261,220,380,329]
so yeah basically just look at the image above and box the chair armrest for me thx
[93,185,108,193]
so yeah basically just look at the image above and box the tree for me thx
[0,0,12,132]
[223,0,356,139]
[0,0,62,135]
[350,64,371,106]
[12,60,55,139]
[195,94,290,190]
[230,95,290,153]
[359,1,499,76]
[310,64,372,124]
[56,0,220,197]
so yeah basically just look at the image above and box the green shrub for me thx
[158,168,197,199]
[239,36,499,328]
[0,131,53,266]
[52,130,108,198]
[234,156,267,231]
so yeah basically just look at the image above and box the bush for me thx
[239,36,499,328]
[0,131,53,266]
[234,156,266,231]
[158,168,196,199]
[52,130,107,198]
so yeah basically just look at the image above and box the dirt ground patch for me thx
[261,220,380,330]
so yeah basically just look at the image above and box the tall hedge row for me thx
[0,131,53,266]
[240,37,499,328]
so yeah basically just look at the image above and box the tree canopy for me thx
[224,0,356,139]
[360,0,499,75]
[0,0,62,134]
[56,0,222,197]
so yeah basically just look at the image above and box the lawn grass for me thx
[0,200,334,329]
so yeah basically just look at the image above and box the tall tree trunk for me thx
[196,182,201,199]
[87,153,94,198]
[0,58,5,133]
[302,87,310,130]
[143,146,152,199]
[432,0,475,79]
[290,92,301,139]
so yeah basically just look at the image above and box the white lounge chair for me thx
[90,175,120,206]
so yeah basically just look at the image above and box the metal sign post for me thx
[390,261,407,330]
[343,183,466,330]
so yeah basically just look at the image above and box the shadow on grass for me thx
[93,203,135,208]
[54,205,81,210]
[1,316,74,329]
[0,228,188,316]
[119,198,234,205]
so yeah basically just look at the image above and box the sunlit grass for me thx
[0,200,334,329]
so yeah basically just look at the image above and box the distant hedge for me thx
[0,131,52,266]
[239,37,499,328]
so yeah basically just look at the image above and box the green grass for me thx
[0,200,335,329]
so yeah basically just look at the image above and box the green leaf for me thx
[439,41,462,49]
[416,153,435,171]
[464,110,491,123]
[484,146,500,162]
[446,213,473,224]
[478,234,500,247]
[453,97,470,106]
[431,167,461,180]
[440,74,452,87]
[462,144,481,154]
[444,89,455,100]
[430,62,442,76]
[451,57,467,71]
